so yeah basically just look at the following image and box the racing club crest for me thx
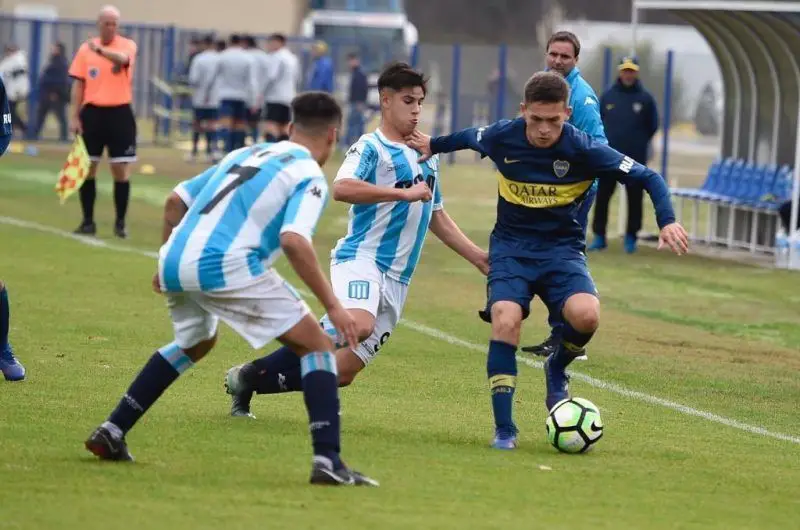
[553,160,570,178]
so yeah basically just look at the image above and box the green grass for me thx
[0,148,798,529]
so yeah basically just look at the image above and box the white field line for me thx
[2,215,798,445]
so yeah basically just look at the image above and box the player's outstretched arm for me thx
[587,142,689,255]
[281,233,358,349]
[333,179,431,205]
[429,209,489,275]
[406,125,496,162]
[162,192,188,244]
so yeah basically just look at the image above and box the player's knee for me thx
[184,334,217,362]
[338,370,357,387]
[564,295,600,333]
[110,163,129,182]
[491,302,523,339]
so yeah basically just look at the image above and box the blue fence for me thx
[1,13,677,170]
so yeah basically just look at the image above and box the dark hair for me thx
[201,35,213,46]
[229,34,241,45]
[291,91,342,133]
[523,71,570,105]
[242,35,256,47]
[215,40,226,52]
[347,52,359,60]
[54,42,66,54]
[377,61,427,95]
[547,30,581,58]
[267,33,286,44]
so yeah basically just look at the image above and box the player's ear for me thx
[287,122,295,139]
[565,104,572,120]
[519,101,526,116]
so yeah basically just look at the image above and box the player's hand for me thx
[403,181,433,203]
[326,304,359,351]
[151,273,162,294]
[474,250,490,276]
[70,114,82,135]
[658,222,689,255]
[405,130,433,162]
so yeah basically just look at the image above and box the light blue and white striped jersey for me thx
[159,141,329,293]
[188,49,220,109]
[331,129,443,285]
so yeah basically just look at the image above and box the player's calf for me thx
[487,301,524,448]
[544,293,600,410]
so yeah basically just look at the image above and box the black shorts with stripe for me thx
[80,104,137,162]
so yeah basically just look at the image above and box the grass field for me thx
[1,145,798,529]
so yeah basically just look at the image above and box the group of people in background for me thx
[178,32,369,163]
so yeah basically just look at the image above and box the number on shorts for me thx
[200,164,261,214]
[348,280,370,300]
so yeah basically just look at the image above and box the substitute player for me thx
[187,35,220,163]
[521,30,607,359]
[216,34,259,153]
[262,33,300,143]
[406,72,688,449]
[69,5,137,239]
[223,63,488,416]
[84,92,378,487]
[0,76,25,382]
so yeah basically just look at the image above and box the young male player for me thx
[0,76,25,382]
[84,92,378,487]
[187,35,220,162]
[522,30,607,359]
[216,34,259,153]
[223,62,488,416]
[406,71,688,449]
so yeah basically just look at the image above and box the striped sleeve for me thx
[335,138,379,183]
[279,176,329,242]
[173,165,218,207]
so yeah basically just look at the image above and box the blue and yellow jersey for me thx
[430,118,675,257]
[0,77,11,156]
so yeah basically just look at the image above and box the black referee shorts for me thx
[80,104,137,162]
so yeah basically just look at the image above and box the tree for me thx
[579,40,687,122]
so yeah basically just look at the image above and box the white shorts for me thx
[167,269,310,350]
[322,259,408,366]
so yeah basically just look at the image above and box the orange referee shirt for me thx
[69,36,138,107]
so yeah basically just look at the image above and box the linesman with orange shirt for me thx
[69,5,137,238]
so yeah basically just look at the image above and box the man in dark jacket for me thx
[34,42,70,141]
[344,52,368,146]
[589,56,659,253]
[1,76,10,155]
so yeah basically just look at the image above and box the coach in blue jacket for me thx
[1,77,11,156]
[589,56,659,253]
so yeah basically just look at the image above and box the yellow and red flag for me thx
[55,135,90,204]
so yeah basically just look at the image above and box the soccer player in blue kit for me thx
[406,71,689,449]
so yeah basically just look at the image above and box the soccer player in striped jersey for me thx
[84,92,378,487]
[224,62,489,415]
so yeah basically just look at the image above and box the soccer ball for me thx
[545,397,603,454]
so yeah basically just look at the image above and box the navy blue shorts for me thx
[219,99,247,121]
[193,108,218,122]
[485,239,598,321]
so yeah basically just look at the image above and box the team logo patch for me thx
[633,102,643,113]
[346,145,359,157]
[348,280,370,300]
[88,67,99,79]
[309,185,323,198]
[553,160,570,178]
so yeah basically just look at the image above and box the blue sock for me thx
[301,352,342,469]
[220,127,232,152]
[107,343,193,434]
[0,286,9,353]
[487,340,518,434]
[248,345,303,394]
[205,131,216,154]
[552,321,595,372]
[191,131,200,155]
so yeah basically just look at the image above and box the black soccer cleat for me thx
[114,220,127,239]
[74,221,97,236]
[521,335,559,357]
[84,426,134,462]
[309,461,379,487]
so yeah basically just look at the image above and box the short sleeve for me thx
[174,165,218,207]
[335,139,379,184]
[280,176,329,242]
[68,45,88,80]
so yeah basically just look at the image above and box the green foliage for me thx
[580,40,687,122]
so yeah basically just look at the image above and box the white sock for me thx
[101,421,123,441]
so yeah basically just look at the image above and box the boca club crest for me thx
[553,160,570,178]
